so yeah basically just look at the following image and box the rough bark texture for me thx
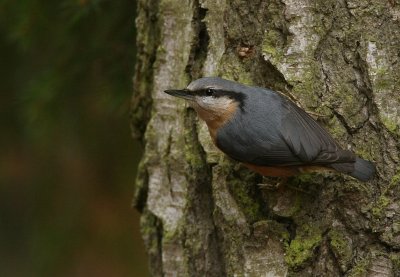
[131,0,400,276]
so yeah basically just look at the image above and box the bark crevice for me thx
[131,0,161,140]
[133,0,400,276]
[185,0,210,80]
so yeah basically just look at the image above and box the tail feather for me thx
[331,157,376,182]
[349,157,376,182]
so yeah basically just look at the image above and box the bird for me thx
[164,77,376,182]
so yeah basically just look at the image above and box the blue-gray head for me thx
[165,77,247,127]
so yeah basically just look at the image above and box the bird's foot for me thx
[257,178,313,195]
[257,177,288,191]
[257,182,280,190]
[306,111,330,121]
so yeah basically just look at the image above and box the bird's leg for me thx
[280,86,300,104]
[307,111,330,121]
[257,177,313,195]
[257,177,288,191]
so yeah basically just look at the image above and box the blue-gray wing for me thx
[216,90,355,167]
[277,98,355,165]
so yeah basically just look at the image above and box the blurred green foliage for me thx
[0,0,148,276]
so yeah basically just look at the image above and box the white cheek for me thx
[200,96,215,106]
[196,96,232,111]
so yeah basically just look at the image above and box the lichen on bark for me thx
[132,0,400,276]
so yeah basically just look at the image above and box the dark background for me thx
[0,0,148,276]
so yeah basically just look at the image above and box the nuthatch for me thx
[165,77,376,182]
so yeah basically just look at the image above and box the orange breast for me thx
[194,102,238,143]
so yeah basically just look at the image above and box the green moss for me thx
[184,132,204,169]
[268,190,304,218]
[140,210,163,252]
[371,168,400,208]
[393,222,400,234]
[290,62,324,106]
[290,173,316,185]
[219,63,253,85]
[390,253,400,275]
[381,115,399,134]
[262,29,284,61]
[285,224,322,270]
[329,231,346,252]
[162,228,178,243]
[347,258,369,277]
[183,109,209,173]
[290,172,324,187]
[328,229,352,271]
[285,194,303,217]
[254,220,290,243]
[355,148,375,162]
[133,159,149,211]
[226,164,265,223]
[230,182,261,222]
[273,222,290,243]
[375,78,392,91]
[391,169,400,186]
[371,195,390,218]
[326,116,348,139]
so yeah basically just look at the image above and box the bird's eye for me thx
[206,88,215,96]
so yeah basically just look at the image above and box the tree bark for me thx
[131,0,400,276]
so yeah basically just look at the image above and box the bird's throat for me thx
[193,102,238,143]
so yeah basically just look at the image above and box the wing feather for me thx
[216,88,355,167]
[279,98,355,165]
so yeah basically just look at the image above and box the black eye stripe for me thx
[195,89,246,110]
[206,88,214,96]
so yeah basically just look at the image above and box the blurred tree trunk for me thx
[131,0,400,276]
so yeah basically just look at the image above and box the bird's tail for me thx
[331,157,376,182]
[349,157,376,182]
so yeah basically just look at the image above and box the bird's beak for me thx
[164,89,194,101]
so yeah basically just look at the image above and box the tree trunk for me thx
[131,0,400,276]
